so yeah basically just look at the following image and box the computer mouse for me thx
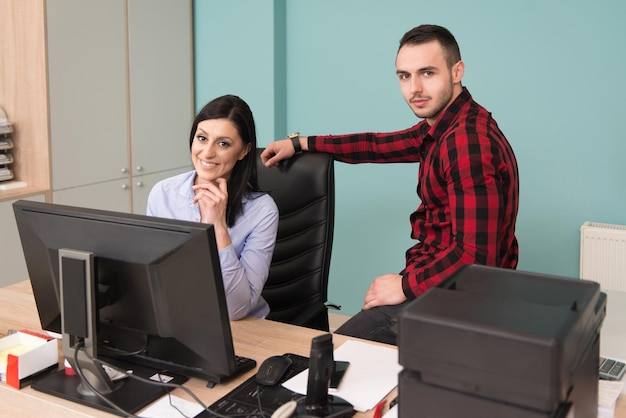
[256,355,293,385]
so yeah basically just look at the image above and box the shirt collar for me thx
[427,86,472,140]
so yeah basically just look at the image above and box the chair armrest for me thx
[290,302,330,331]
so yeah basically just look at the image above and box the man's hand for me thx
[260,139,296,167]
[362,273,407,310]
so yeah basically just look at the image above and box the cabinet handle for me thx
[121,168,128,174]
[136,166,144,172]
[121,184,129,190]
[136,182,144,188]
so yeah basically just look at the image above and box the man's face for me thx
[395,41,464,126]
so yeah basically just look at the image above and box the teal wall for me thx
[194,0,626,315]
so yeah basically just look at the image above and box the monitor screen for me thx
[12,199,246,386]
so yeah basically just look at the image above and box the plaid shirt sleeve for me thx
[308,123,426,163]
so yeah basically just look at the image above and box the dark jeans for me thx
[334,303,410,345]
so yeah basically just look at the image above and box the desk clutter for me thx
[0,330,58,389]
[198,333,356,418]
[141,352,355,418]
[197,352,310,417]
[9,325,363,417]
[0,107,14,183]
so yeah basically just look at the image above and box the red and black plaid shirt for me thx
[309,87,519,299]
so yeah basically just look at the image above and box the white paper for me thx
[139,395,205,418]
[281,339,401,412]
[598,379,624,418]
[599,379,624,408]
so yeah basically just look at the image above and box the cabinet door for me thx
[0,195,46,287]
[132,167,192,215]
[53,180,131,213]
[47,0,129,192]
[127,0,194,178]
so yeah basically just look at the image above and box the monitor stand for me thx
[31,357,188,417]
[43,248,188,415]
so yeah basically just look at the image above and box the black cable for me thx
[165,389,190,417]
[86,351,249,418]
[75,345,277,418]
[254,384,271,418]
[85,352,212,417]
[72,342,138,418]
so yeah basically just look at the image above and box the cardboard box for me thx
[0,330,59,389]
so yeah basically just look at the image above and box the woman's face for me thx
[191,118,251,184]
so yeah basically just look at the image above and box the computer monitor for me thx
[12,200,255,414]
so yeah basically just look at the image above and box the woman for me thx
[147,95,279,320]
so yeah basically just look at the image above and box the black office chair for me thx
[256,150,335,331]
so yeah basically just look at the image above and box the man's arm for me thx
[262,124,426,168]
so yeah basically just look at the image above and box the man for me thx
[261,24,519,345]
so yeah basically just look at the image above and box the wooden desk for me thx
[0,281,395,417]
[1,281,625,418]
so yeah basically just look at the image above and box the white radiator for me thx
[580,221,626,291]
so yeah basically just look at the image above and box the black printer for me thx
[397,264,606,418]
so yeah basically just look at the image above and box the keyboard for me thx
[234,355,257,375]
[599,356,626,381]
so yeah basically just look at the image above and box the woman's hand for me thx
[192,177,231,249]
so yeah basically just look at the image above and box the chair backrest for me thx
[256,150,335,331]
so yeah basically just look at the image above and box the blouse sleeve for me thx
[218,194,279,319]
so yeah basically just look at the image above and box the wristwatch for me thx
[287,132,301,154]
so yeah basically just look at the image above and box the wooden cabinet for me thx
[48,0,194,213]
[132,167,191,215]
[127,0,194,180]
[0,0,50,202]
[0,0,194,284]
[46,0,130,210]
[52,166,190,215]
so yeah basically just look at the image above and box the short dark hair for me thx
[398,24,461,68]
[189,94,260,227]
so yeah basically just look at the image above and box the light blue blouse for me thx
[146,171,279,320]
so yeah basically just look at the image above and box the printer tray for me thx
[399,369,573,418]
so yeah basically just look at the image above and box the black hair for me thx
[398,24,462,68]
[189,94,261,227]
